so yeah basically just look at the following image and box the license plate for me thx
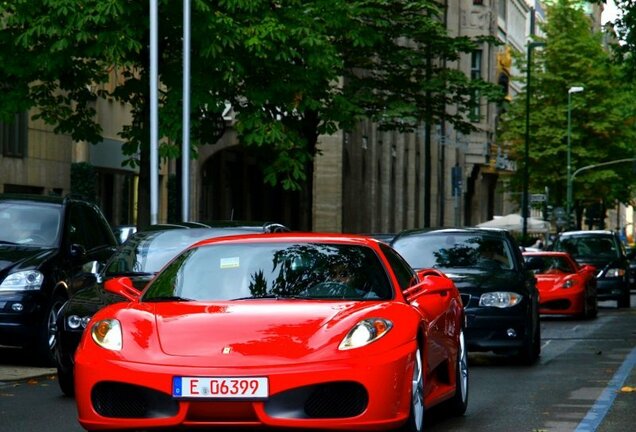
[172,376,268,399]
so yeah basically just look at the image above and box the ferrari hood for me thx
[151,301,374,364]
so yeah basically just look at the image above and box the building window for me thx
[473,0,484,5]
[498,0,507,21]
[1,112,28,158]
[470,50,482,122]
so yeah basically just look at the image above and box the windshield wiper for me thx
[231,294,305,300]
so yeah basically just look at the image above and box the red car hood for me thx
[151,301,382,364]
[535,274,577,292]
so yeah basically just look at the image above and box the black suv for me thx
[0,194,117,364]
[392,227,541,364]
[551,230,631,308]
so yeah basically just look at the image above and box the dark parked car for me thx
[54,222,289,396]
[391,227,541,364]
[0,194,118,364]
[550,230,631,308]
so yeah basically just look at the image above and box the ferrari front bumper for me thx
[75,341,417,431]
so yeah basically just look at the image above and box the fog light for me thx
[506,328,517,338]
[11,303,24,312]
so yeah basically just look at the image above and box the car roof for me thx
[558,230,615,237]
[0,193,65,205]
[189,232,385,248]
[392,226,510,242]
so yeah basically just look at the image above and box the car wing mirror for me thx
[581,264,596,273]
[69,243,87,260]
[104,276,141,302]
[404,269,454,302]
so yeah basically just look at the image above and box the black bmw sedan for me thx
[392,227,541,365]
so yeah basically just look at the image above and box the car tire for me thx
[516,318,540,366]
[617,289,631,309]
[583,289,598,319]
[445,329,468,416]
[402,347,424,432]
[33,293,67,366]
[56,364,75,397]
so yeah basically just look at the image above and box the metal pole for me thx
[522,42,545,241]
[566,91,572,223]
[150,0,159,225]
[181,0,191,222]
[566,86,584,227]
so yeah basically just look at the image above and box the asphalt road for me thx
[1,298,634,432]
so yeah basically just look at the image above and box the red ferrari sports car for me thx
[523,251,597,318]
[74,233,467,431]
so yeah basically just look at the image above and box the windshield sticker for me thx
[220,257,240,269]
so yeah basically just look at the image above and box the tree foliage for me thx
[0,0,501,226]
[498,0,636,221]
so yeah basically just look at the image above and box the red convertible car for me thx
[523,251,597,318]
[74,233,467,431]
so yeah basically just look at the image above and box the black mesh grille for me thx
[91,382,178,419]
[304,382,368,418]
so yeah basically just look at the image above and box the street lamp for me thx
[522,41,546,242]
[566,86,584,227]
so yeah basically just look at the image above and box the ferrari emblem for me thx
[222,347,232,354]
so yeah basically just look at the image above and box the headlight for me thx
[479,292,522,308]
[67,315,92,330]
[603,268,625,278]
[91,319,122,351]
[562,280,575,289]
[0,270,44,291]
[339,318,393,350]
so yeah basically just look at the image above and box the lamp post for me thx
[566,86,584,227]
[522,41,546,242]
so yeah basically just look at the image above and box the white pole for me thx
[181,0,191,222]
[149,0,159,225]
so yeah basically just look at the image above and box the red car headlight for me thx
[339,318,393,350]
[91,319,122,351]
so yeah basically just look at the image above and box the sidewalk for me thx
[0,365,56,384]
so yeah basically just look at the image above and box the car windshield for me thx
[143,242,393,301]
[394,233,514,270]
[0,202,61,247]
[104,228,257,276]
[555,236,619,260]
[525,255,575,274]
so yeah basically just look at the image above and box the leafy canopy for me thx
[0,0,501,194]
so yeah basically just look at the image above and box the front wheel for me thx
[56,364,75,397]
[445,329,468,416]
[515,318,540,366]
[402,347,424,432]
[617,288,631,309]
[32,293,67,366]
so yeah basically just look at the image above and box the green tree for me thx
[499,0,636,227]
[0,0,501,228]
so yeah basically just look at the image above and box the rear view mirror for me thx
[104,276,141,302]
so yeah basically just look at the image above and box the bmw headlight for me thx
[91,319,122,351]
[479,292,522,308]
[604,268,625,278]
[67,315,93,330]
[0,270,44,291]
[339,318,393,350]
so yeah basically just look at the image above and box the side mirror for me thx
[104,276,141,302]
[580,264,596,273]
[404,269,455,302]
[69,243,87,260]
